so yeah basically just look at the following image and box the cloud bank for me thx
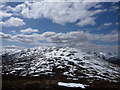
[0,30,118,52]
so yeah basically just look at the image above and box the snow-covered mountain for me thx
[87,51,120,65]
[1,46,120,85]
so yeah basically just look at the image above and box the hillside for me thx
[1,46,120,89]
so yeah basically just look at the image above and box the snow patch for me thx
[58,82,87,88]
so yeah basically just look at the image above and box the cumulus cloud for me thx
[0,17,25,27]
[76,17,96,26]
[0,29,118,52]
[9,1,107,26]
[103,22,112,26]
[95,4,102,8]
[0,11,12,18]
[0,32,12,39]
[48,31,118,43]
[1,30,118,44]
[12,33,41,44]
[20,28,39,34]
[91,9,107,15]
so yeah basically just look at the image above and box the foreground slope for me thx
[1,47,120,89]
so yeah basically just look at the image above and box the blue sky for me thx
[0,1,119,52]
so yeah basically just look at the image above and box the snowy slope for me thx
[1,46,120,84]
[87,51,120,65]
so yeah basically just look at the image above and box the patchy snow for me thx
[2,46,120,83]
[32,74,39,77]
[58,82,87,88]
[14,67,24,70]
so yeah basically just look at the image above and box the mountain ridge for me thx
[1,46,120,84]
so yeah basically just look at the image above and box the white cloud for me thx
[0,32,12,39]
[11,30,17,34]
[76,17,96,26]
[116,22,120,25]
[103,22,112,26]
[95,4,102,8]
[91,9,107,15]
[20,28,39,34]
[1,30,118,52]
[10,2,107,26]
[0,11,12,18]
[1,30,118,44]
[0,0,120,3]
[12,33,41,44]
[0,17,25,27]
[109,5,118,11]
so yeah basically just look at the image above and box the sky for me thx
[0,0,120,53]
